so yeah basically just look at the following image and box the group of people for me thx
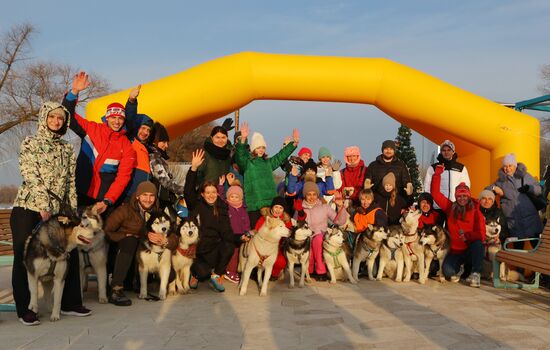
[10,71,548,326]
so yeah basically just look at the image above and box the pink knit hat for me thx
[344,146,361,165]
[226,185,243,200]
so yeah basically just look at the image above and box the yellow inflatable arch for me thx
[86,52,540,195]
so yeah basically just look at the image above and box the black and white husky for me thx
[352,225,388,281]
[484,217,506,280]
[137,211,173,300]
[24,215,95,321]
[77,206,107,303]
[284,222,313,288]
[169,216,200,295]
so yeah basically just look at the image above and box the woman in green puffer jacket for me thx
[234,122,299,226]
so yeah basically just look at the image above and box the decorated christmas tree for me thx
[395,124,421,198]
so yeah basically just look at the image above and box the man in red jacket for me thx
[63,72,136,213]
[431,164,486,288]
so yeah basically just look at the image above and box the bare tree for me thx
[539,64,550,95]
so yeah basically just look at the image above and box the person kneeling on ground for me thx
[431,165,486,287]
[104,181,177,306]
[185,150,235,292]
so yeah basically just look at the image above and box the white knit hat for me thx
[502,153,517,166]
[440,140,455,152]
[250,132,267,151]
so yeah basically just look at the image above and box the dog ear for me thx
[176,216,182,227]
[496,217,500,224]
[195,214,201,227]
[144,211,151,223]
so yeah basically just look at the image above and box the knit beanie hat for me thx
[226,185,244,208]
[417,192,434,207]
[105,103,125,119]
[381,140,396,152]
[302,160,317,174]
[344,146,361,166]
[303,181,320,197]
[440,140,455,152]
[318,146,331,160]
[298,147,312,158]
[502,153,517,166]
[382,172,396,188]
[139,115,154,129]
[455,182,471,198]
[250,132,267,151]
[271,196,287,210]
[479,189,495,201]
[135,181,157,197]
[153,122,169,143]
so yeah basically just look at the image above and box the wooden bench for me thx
[0,209,14,264]
[493,222,549,289]
[0,209,15,312]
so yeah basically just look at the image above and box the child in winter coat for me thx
[254,197,293,280]
[286,161,335,199]
[234,122,299,226]
[217,174,251,284]
[299,181,349,281]
[375,172,408,225]
[431,164,486,288]
[317,147,342,206]
[340,146,368,207]
[417,192,443,230]
[353,189,388,233]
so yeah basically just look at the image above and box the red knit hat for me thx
[298,147,312,157]
[105,103,126,119]
[455,182,471,198]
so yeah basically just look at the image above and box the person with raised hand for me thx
[62,72,136,213]
[234,122,299,226]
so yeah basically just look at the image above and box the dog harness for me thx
[287,236,311,263]
[323,241,343,269]
[177,244,197,259]
[384,243,399,260]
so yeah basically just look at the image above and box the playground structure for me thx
[86,52,540,195]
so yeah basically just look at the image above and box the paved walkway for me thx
[0,267,549,349]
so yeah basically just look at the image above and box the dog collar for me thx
[177,245,197,259]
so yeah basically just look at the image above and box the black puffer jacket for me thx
[366,155,411,198]
[184,169,234,254]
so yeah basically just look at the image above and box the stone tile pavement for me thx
[1,266,549,349]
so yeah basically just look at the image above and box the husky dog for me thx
[284,222,313,288]
[323,227,357,284]
[352,225,388,281]
[77,206,107,303]
[137,211,173,300]
[169,216,200,295]
[239,216,290,296]
[419,225,449,283]
[377,225,406,281]
[24,216,95,321]
[484,217,506,280]
[400,209,425,283]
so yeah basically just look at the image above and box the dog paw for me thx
[329,280,336,284]
[418,278,426,285]
[159,293,166,300]
[299,283,305,288]
[368,276,375,281]
[403,277,411,282]
[239,290,247,296]
[288,284,295,289]
[99,297,108,304]
[50,314,60,322]
[439,277,446,283]
[178,289,188,295]
[168,290,177,296]
[395,279,402,283]
[259,291,267,297]
[350,278,358,284]
[138,293,148,299]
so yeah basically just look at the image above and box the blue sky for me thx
[1,0,549,184]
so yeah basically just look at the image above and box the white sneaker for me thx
[469,272,481,288]
[450,265,464,283]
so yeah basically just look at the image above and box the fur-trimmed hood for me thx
[37,101,70,139]
[498,162,527,181]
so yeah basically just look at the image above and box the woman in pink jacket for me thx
[298,181,349,281]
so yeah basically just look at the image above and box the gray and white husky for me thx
[77,206,107,303]
[284,222,313,288]
[137,211,173,300]
[352,225,388,281]
[377,225,406,282]
[419,225,449,283]
[323,227,357,284]
[483,217,506,280]
[24,215,95,321]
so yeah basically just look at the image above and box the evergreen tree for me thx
[395,124,421,198]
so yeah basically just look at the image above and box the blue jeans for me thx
[442,240,484,278]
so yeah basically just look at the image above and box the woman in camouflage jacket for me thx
[10,101,90,326]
